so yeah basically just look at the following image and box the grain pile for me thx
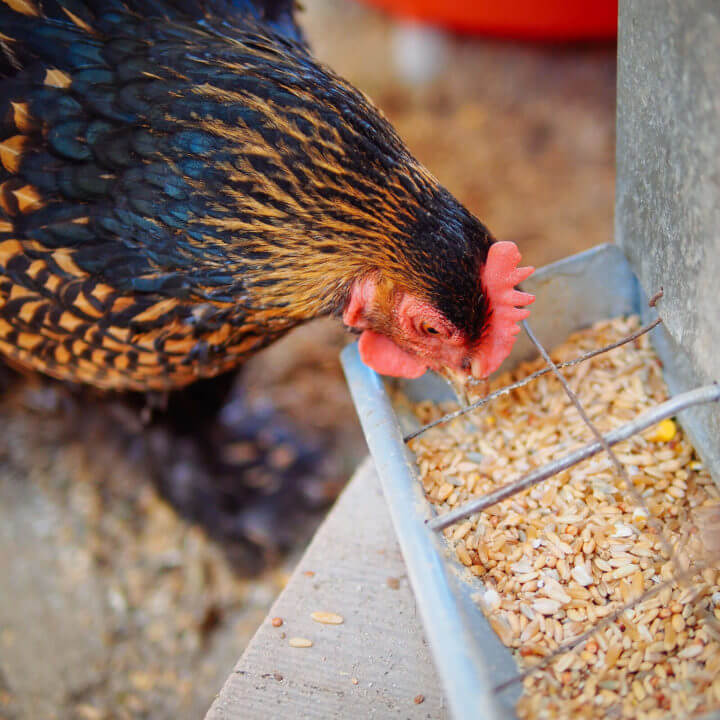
[407,316,720,719]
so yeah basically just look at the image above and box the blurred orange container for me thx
[357,0,618,40]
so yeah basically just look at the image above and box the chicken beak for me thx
[436,366,470,406]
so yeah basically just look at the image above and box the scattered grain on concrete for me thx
[311,611,344,625]
[271,617,283,627]
[288,637,313,648]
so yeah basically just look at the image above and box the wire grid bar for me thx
[492,559,714,694]
[404,317,663,443]
[426,383,720,532]
[412,313,718,535]
[522,319,683,572]
[414,318,720,696]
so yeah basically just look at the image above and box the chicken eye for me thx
[422,323,439,335]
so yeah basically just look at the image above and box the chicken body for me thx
[0,0,532,392]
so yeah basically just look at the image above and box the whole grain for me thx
[407,317,720,720]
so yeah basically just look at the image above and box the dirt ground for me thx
[0,2,616,718]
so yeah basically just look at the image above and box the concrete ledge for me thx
[206,459,447,719]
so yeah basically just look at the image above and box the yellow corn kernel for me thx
[647,419,676,443]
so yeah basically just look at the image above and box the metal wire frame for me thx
[426,383,720,533]
[404,317,662,443]
[493,559,713,694]
[496,320,719,692]
[404,310,720,697]
[406,312,717,547]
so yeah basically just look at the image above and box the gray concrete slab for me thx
[206,460,448,720]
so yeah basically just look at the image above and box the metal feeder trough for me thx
[341,243,720,720]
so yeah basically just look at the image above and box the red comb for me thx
[474,241,535,377]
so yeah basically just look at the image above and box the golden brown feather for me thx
[0,0,531,392]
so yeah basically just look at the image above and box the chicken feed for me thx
[407,316,720,719]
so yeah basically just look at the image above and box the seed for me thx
[632,680,647,701]
[414,694,425,705]
[631,571,644,599]
[511,558,534,574]
[577,677,597,704]
[647,419,677,443]
[405,317,720,720]
[542,576,571,605]
[612,523,634,538]
[604,644,622,669]
[628,650,643,672]
[555,653,575,672]
[456,543,472,566]
[632,507,650,522]
[713,676,720,702]
[489,616,513,646]
[271,617,283,627]
[678,643,704,659]
[452,521,473,542]
[311,611,344,625]
[571,564,594,587]
[611,564,638,580]
[595,558,612,572]
[533,598,561,616]
[288,637,313,648]
[567,585,591,600]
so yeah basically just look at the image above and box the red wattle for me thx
[358,330,428,378]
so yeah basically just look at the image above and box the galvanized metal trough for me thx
[341,243,720,720]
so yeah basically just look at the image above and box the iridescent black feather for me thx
[0,0,493,390]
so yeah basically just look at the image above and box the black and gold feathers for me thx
[0,0,493,391]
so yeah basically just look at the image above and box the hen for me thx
[0,0,533,558]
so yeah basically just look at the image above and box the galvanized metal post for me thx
[616,0,720,476]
